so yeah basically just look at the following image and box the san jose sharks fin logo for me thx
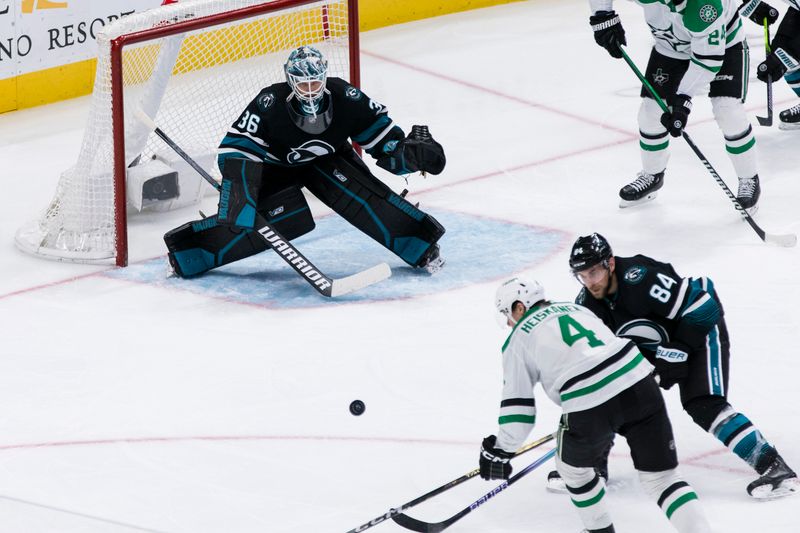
[617,319,669,353]
[287,140,335,164]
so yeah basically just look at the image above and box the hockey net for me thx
[15,0,359,266]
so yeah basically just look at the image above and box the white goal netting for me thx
[15,0,355,264]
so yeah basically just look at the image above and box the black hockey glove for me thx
[403,125,446,175]
[757,49,800,83]
[589,11,626,59]
[660,94,692,137]
[739,0,779,26]
[653,342,690,390]
[479,435,513,480]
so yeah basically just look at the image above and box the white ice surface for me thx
[0,1,798,532]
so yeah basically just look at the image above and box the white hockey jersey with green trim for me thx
[495,302,653,452]
[590,0,745,96]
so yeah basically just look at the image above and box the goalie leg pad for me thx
[165,187,315,278]
[257,185,315,241]
[164,216,267,278]
[218,158,264,229]
[306,150,445,267]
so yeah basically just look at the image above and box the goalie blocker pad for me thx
[165,185,314,278]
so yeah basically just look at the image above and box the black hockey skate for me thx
[619,171,664,208]
[736,175,761,214]
[779,103,800,131]
[747,453,799,500]
[418,243,445,274]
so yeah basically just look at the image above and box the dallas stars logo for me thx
[699,4,718,23]
[653,68,670,86]
[648,23,690,52]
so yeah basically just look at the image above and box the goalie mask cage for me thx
[15,0,359,267]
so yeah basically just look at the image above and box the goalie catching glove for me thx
[479,435,513,480]
[377,125,446,175]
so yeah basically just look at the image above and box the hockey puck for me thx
[349,399,366,416]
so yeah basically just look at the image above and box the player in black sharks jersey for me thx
[740,0,800,129]
[561,233,797,500]
[164,46,446,278]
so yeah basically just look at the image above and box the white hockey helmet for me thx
[495,278,545,319]
[284,46,328,114]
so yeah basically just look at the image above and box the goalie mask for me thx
[495,278,545,325]
[284,46,329,117]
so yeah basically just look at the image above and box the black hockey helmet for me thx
[569,233,612,273]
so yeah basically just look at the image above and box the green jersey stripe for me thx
[561,353,645,402]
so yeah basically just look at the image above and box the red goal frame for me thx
[109,0,360,266]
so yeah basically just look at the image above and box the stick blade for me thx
[765,233,797,248]
[329,263,391,297]
[392,513,445,533]
[757,115,773,127]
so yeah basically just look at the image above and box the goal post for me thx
[15,0,360,267]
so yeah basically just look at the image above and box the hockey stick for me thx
[392,446,557,533]
[757,19,774,126]
[345,433,553,533]
[618,46,797,248]
[134,109,392,296]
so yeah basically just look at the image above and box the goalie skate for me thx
[619,171,664,208]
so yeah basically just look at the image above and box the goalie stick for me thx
[344,433,553,533]
[618,46,797,248]
[134,109,391,297]
[757,19,773,127]
[392,446,557,533]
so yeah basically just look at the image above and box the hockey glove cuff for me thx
[660,94,692,138]
[479,435,513,480]
[589,11,627,59]
[739,0,779,26]
[757,49,799,83]
[654,342,690,390]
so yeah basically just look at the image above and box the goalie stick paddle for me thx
[134,109,392,297]
[392,446,557,533]
[344,434,553,533]
[757,19,773,127]
[618,46,797,248]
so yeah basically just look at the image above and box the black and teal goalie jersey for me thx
[217,77,406,172]
[576,255,724,358]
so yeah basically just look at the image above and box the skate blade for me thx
[749,478,800,501]
[545,478,568,494]
[745,204,759,217]
[423,256,445,275]
[778,122,800,131]
[619,191,658,208]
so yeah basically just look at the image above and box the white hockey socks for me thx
[639,469,711,533]
[712,97,758,179]
[638,97,670,175]
[559,460,613,531]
